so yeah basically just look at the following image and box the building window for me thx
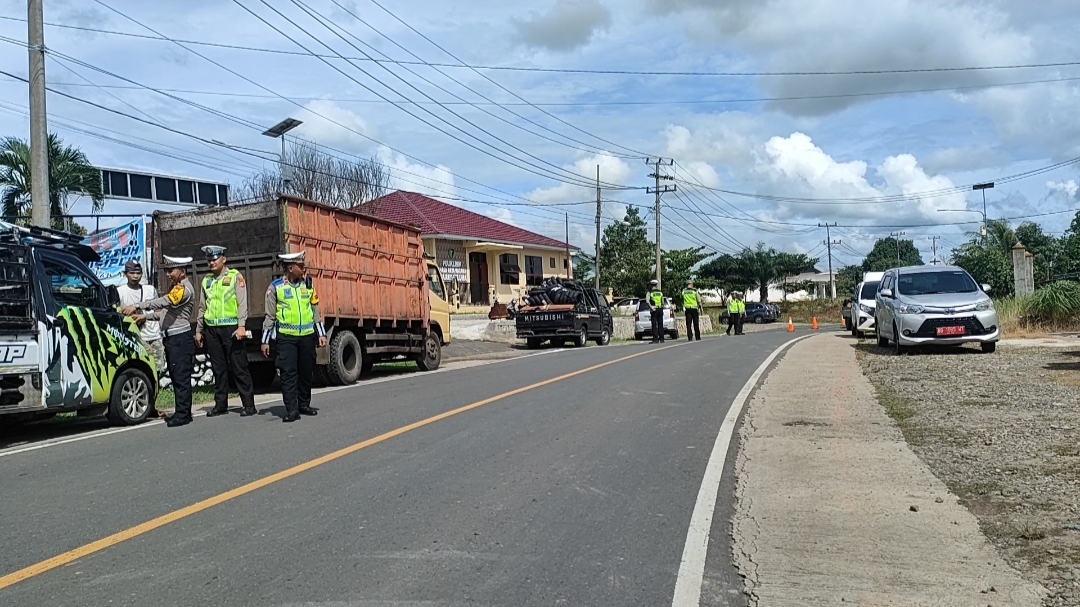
[499,253,520,285]
[525,255,544,286]
[549,257,556,268]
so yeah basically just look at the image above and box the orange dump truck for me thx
[152,195,451,386]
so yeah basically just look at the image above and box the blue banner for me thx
[82,219,145,286]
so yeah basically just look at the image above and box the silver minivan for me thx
[875,265,999,354]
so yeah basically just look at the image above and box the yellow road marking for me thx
[0,342,682,591]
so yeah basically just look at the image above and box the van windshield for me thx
[896,271,978,296]
[859,282,880,300]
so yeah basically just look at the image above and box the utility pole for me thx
[927,236,940,265]
[28,0,50,228]
[645,157,676,290]
[890,231,907,263]
[594,165,601,291]
[819,222,839,298]
[973,182,994,244]
[565,212,571,279]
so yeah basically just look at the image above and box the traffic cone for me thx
[812,316,819,330]
[787,317,795,332]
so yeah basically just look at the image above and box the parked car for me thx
[516,284,613,348]
[612,297,640,316]
[850,278,882,338]
[874,265,999,354]
[744,302,776,324]
[634,298,678,340]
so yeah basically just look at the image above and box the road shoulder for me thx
[731,332,1044,605]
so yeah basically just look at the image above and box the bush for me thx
[1025,281,1080,325]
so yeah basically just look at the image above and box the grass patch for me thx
[1011,522,1050,541]
[155,386,220,410]
[876,384,917,423]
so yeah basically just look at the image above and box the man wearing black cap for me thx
[195,245,256,417]
[122,255,196,428]
[116,259,165,418]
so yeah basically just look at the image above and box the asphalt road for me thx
[0,329,806,607]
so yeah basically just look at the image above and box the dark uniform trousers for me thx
[205,325,255,411]
[685,308,701,341]
[735,313,745,335]
[726,313,741,335]
[277,334,316,415]
[163,331,195,421]
[651,307,664,342]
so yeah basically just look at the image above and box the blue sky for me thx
[1,0,1079,269]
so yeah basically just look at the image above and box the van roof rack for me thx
[0,220,101,262]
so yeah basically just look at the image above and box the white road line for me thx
[671,334,812,607]
[0,347,571,459]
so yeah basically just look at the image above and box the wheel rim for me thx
[426,336,438,361]
[602,329,609,342]
[121,375,149,418]
[580,328,587,344]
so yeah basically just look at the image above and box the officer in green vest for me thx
[195,245,256,417]
[726,292,742,336]
[682,280,702,342]
[647,279,665,343]
[261,251,327,423]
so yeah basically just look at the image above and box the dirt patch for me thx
[858,340,1080,606]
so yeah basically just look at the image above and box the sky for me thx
[1,0,1079,270]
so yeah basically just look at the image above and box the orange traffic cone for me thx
[812,316,819,330]
[787,317,795,332]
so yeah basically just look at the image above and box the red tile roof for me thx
[356,191,577,250]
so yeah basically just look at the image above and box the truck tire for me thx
[527,337,544,349]
[327,330,363,385]
[106,367,154,426]
[313,365,333,387]
[573,325,588,348]
[415,333,442,371]
[595,327,611,346]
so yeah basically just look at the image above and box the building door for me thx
[469,252,489,305]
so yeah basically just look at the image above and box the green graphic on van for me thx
[55,307,156,403]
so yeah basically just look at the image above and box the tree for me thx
[952,241,1013,297]
[572,258,594,285]
[1015,221,1058,285]
[0,133,103,233]
[736,243,818,302]
[835,265,863,299]
[663,246,713,300]
[698,253,755,295]
[862,237,923,271]
[234,139,390,208]
[598,206,655,297]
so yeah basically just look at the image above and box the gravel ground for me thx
[858,337,1080,606]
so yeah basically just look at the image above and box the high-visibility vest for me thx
[681,288,699,308]
[648,290,664,307]
[274,278,316,336]
[728,299,739,313]
[736,300,746,313]
[203,268,241,326]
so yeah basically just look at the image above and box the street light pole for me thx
[262,118,303,191]
[972,182,994,243]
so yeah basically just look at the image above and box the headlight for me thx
[858,303,874,314]
[975,300,994,312]
[897,304,924,315]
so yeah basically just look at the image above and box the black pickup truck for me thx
[515,280,613,349]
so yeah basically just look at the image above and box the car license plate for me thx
[936,326,965,336]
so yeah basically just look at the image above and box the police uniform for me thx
[132,255,196,427]
[726,295,740,336]
[262,251,326,423]
[647,282,665,343]
[682,283,701,342]
[196,245,256,417]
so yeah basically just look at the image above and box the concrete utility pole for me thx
[927,236,940,265]
[890,231,907,262]
[645,157,676,290]
[819,222,839,298]
[594,165,601,291]
[28,0,50,228]
[565,213,571,279]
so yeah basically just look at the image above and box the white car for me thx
[850,279,882,337]
[634,298,678,340]
[612,297,640,316]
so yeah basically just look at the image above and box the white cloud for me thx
[483,207,519,227]
[294,99,376,152]
[375,147,456,200]
[526,152,633,204]
[513,0,612,51]
[1048,179,1079,199]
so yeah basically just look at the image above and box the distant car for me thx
[874,265,999,354]
[612,297,640,316]
[744,302,775,324]
[851,279,881,337]
[634,298,678,340]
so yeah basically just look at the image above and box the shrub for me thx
[1026,280,1080,325]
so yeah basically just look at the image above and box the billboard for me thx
[82,219,146,286]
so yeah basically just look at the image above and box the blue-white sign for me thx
[82,219,145,286]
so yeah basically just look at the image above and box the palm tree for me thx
[0,133,103,232]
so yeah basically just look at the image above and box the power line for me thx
[4,14,1077,78]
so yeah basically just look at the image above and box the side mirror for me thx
[981,284,992,293]
[879,288,893,299]
[106,285,120,307]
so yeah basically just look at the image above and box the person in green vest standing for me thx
[682,280,702,342]
[726,292,745,336]
[195,245,257,418]
[261,251,327,423]
[647,279,665,344]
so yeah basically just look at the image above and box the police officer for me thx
[734,293,747,335]
[647,279,665,343]
[261,251,327,423]
[121,255,196,428]
[682,280,702,342]
[726,293,740,336]
[195,245,257,418]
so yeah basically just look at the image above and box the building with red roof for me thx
[356,191,578,305]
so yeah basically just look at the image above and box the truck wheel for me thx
[106,368,154,426]
[595,327,611,346]
[327,330,363,385]
[574,325,588,347]
[313,365,333,387]
[415,333,442,371]
[527,337,544,349]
